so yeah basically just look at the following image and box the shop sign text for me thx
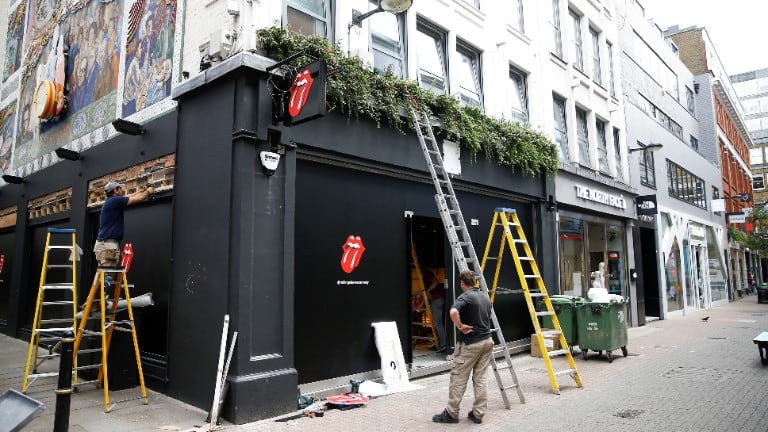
[575,185,627,210]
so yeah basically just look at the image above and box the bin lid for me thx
[550,295,586,303]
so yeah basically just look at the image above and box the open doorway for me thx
[409,216,449,368]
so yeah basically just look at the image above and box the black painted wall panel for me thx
[0,231,15,326]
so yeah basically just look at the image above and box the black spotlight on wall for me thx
[2,174,25,184]
[112,118,146,135]
[55,147,83,161]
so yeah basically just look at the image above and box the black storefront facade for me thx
[0,53,556,423]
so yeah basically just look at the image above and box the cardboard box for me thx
[530,331,560,357]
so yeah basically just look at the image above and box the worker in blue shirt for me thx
[93,181,154,267]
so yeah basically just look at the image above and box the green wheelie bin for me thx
[758,283,768,304]
[539,295,585,352]
[576,299,628,362]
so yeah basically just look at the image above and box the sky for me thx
[637,0,768,76]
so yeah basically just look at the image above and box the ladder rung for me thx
[48,245,74,250]
[47,264,74,268]
[502,383,520,390]
[524,275,541,279]
[529,293,547,297]
[42,301,74,306]
[547,349,569,357]
[36,327,75,333]
[541,330,562,337]
[41,283,74,289]
[72,379,100,387]
[512,239,526,243]
[413,336,437,341]
[39,337,65,342]
[519,257,533,261]
[40,318,76,324]
[29,371,59,378]
[76,348,103,355]
[74,364,103,371]
[554,369,576,377]
[492,363,514,372]
[78,329,102,337]
[536,311,554,317]
[37,353,60,360]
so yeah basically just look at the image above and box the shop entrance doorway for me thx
[408,216,450,369]
[686,243,709,310]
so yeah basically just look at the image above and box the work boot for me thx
[432,409,459,424]
[468,411,482,424]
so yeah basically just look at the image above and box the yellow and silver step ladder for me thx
[410,243,439,350]
[22,228,80,393]
[412,109,525,408]
[72,266,148,412]
[480,208,583,394]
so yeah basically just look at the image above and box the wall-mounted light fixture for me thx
[547,195,557,212]
[112,118,146,136]
[2,174,25,184]
[724,193,751,202]
[628,142,663,153]
[55,147,83,161]
[350,0,413,28]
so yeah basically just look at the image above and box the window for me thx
[667,159,706,208]
[590,27,601,85]
[367,0,405,77]
[576,108,589,166]
[754,175,765,190]
[570,9,583,71]
[607,41,616,97]
[553,95,569,161]
[689,135,699,151]
[416,21,448,94]
[509,0,524,33]
[613,127,623,179]
[508,66,528,123]
[597,119,609,173]
[638,143,656,188]
[551,0,563,58]
[462,0,480,8]
[456,41,482,108]
[685,86,695,113]
[633,32,678,99]
[285,0,331,37]
[712,186,720,200]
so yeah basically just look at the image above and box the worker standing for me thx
[93,181,154,267]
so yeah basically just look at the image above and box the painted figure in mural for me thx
[0,117,14,172]
[93,181,154,267]
[433,270,493,425]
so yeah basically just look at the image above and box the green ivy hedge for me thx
[256,27,558,176]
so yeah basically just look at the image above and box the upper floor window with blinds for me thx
[285,0,331,37]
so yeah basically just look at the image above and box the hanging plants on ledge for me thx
[256,27,558,176]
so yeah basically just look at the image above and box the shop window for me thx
[416,21,448,94]
[559,217,584,296]
[707,227,727,302]
[606,225,626,297]
[587,222,605,288]
[285,0,331,38]
[665,239,684,313]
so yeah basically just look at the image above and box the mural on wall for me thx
[14,0,124,169]
[122,0,176,116]
[0,105,16,173]
[3,2,26,80]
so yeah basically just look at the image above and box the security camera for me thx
[260,151,280,176]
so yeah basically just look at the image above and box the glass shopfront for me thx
[665,239,684,312]
[559,214,628,298]
[707,225,727,302]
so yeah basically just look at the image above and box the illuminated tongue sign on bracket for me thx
[283,59,327,126]
[340,235,366,274]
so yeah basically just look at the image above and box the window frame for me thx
[509,0,524,33]
[638,143,656,188]
[607,40,616,97]
[754,174,766,190]
[570,9,583,71]
[613,127,623,179]
[508,65,528,123]
[551,0,564,58]
[576,107,590,166]
[553,94,570,161]
[415,20,448,95]
[590,27,602,85]
[596,119,609,173]
[456,40,483,108]
[284,0,333,38]
[667,159,707,208]
[367,0,406,77]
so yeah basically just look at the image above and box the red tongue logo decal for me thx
[288,68,314,118]
[340,235,366,274]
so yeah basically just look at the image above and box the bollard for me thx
[53,335,74,432]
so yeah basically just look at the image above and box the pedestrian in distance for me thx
[432,270,493,425]
[93,181,154,267]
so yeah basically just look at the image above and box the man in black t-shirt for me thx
[433,270,493,425]
[93,181,153,267]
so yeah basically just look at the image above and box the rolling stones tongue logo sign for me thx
[340,235,366,274]
[288,68,314,118]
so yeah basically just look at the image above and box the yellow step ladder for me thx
[480,208,583,394]
[72,267,148,412]
[410,243,439,350]
[22,228,80,392]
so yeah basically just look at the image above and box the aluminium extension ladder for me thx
[412,109,525,408]
[480,208,583,394]
[72,266,148,412]
[22,228,80,392]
